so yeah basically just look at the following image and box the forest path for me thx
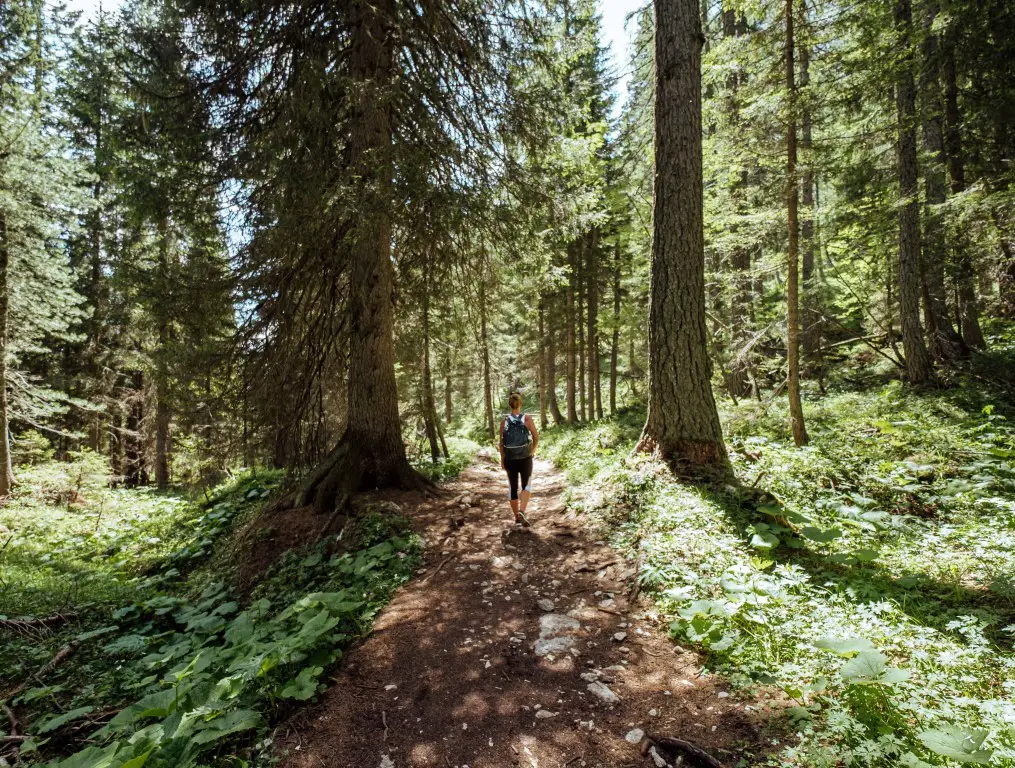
[279,454,773,768]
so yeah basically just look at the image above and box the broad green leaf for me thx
[279,666,322,700]
[190,708,262,745]
[119,747,156,768]
[801,526,841,543]
[917,725,993,763]
[47,743,122,768]
[37,706,94,734]
[815,637,876,657]
[839,650,887,682]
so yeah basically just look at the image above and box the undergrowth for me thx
[0,456,427,767]
[543,369,1015,766]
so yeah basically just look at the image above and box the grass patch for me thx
[543,367,1015,766]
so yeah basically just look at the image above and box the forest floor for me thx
[277,454,782,768]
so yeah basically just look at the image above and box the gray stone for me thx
[537,598,556,612]
[586,681,620,704]
[535,635,574,656]
[624,728,645,744]
[535,710,557,719]
[534,613,581,657]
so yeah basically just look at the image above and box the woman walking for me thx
[499,392,539,526]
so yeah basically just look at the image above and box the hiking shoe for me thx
[518,511,531,527]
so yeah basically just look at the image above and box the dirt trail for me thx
[279,455,776,768]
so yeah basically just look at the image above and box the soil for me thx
[277,454,783,768]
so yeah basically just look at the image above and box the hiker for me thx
[499,391,539,526]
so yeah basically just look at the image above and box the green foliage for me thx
[1,463,419,766]
[541,380,1015,767]
[410,437,479,483]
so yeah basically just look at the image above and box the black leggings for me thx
[504,457,533,501]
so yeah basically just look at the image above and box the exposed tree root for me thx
[273,433,431,537]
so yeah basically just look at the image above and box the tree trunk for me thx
[894,0,936,385]
[154,217,172,489]
[785,0,809,447]
[577,236,587,423]
[125,369,145,488]
[538,299,548,429]
[610,241,621,416]
[588,230,603,419]
[421,276,440,463]
[799,21,821,369]
[547,299,565,425]
[942,30,986,344]
[444,352,453,424]
[480,273,495,441]
[281,0,422,517]
[0,213,14,493]
[636,0,730,477]
[919,4,967,362]
[565,242,577,423]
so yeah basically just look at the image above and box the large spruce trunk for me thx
[919,5,967,362]
[636,0,729,477]
[894,0,935,385]
[280,0,422,518]
[941,33,986,345]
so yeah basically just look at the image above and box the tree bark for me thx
[443,351,453,425]
[577,236,587,422]
[799,19,821,369]
[280,0,422,517]
[609,241,621,416]
[919,4,967,362]
[565,242,577,424]
[538,298,548,429]
[636,0,730,477]
[480,272,495,441]
[894,0,935,385]
[785,0,809,447]
[0,213,14,493]
[586,230,601,420]
[421,275,440,463]
[154,217,172,489]
[941,30,986,344]
[125,369,145,488]
[547,298,565,426]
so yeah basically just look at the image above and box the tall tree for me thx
[919,2,966,362]
[785,0,809,447]
[636,0,729,476]
[894,0,935,385]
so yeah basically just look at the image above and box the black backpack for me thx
[502,413,531,460]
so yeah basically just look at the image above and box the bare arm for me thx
[525,414,539,456]
[498,419,506,467]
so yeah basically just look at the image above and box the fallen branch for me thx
[596,606,624,617]
[420,554,456,584]
[5,641,80,701]
[0,612,76,637]
[645,736,727,768]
